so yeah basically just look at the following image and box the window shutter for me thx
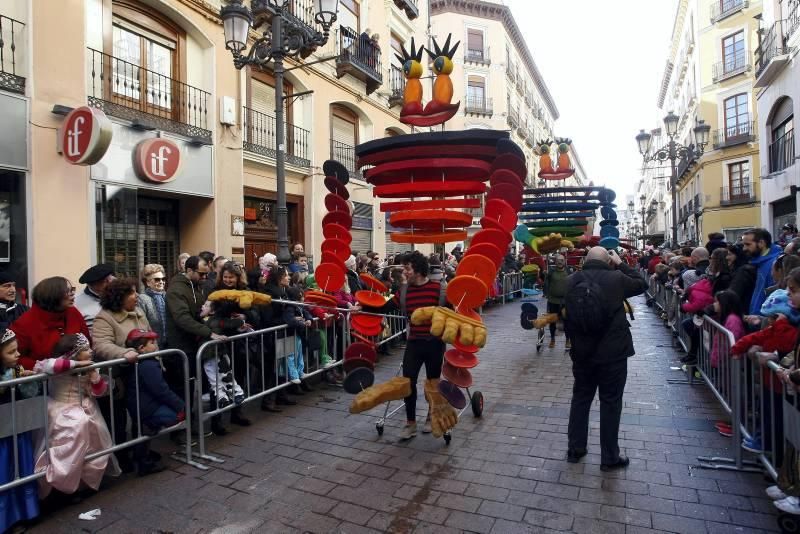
[467,29,483,51]
[252,79,275,116]
[332,115,357,146]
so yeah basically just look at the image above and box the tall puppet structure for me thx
[346,35,525,440]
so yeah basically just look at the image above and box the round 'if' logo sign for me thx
[61,106,113,166]
[133,138,182,183]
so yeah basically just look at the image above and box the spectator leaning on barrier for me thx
[564,247,647,471]
[137,264,168,345]
[742,228,783,315]
[705,232,727,255]
[74,263,116,331]
[0,272,27,331]
[708,248,733,295]
[14,277,91,371]
[680,247,710,290]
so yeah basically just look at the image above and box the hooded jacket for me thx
[13,304,91,370]
[565,260,648,364]
[749,244,783,315]
[681,278,714,314]
[165,273,211,355]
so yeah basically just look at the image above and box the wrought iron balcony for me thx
[515,76,524,94]
[464,96,493,116]
[712,121,756,149]
[507,107,519,129]
[335,26,383,95]
[694,194,702,213]
[769,129,796,173]
[755,19,792,83]
[677,150,697,180]
[0,14,25,94]
[242,106,311,168]
[87,48,211,142]
[720,183,756,205]
[506,63,515,81]
[525,130,534,147]
[392,0,419,20]
[710,0,748,23]
[464,47,490,65]
[330,139,362,181]
[388,65,405,108]
[712,54,751,82]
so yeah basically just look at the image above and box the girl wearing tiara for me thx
[0,328,40,532]
[33,333,120,497]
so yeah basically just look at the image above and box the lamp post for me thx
[639,194,647,247]
[636,112,710,249]
[221,0,339,264]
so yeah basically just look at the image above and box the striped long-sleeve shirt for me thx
[396,280,443,340]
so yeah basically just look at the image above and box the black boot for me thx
[211,415,228,436]
[276,391,297,406]
[230,407,251,426]
[299,381,313,393]
[261,394,282,413]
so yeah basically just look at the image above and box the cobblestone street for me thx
[32,295,778,534]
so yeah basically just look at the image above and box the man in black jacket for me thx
[565,247,647,471]
[0,272,27,330]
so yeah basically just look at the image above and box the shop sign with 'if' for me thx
[59,106,113,166]
[132,138,183,183]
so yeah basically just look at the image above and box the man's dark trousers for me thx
[567,358,627,464]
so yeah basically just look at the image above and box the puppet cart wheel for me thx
[376,423,384,436]
[471,391,484,418]
[778,513,800,534]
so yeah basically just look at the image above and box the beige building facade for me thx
[0,0,429,293]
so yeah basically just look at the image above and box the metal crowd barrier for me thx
[500,272,524,305]
[193,303,407,462]
[0,349,202,495]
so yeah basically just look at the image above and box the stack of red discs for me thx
[312,160,352,301]
[350,273,389,346]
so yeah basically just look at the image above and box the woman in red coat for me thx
[13,277,91,370]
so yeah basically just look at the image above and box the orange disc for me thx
[444,348,480,369]
[315,262,346,293]
[359,273,387,293]
[442,361,473,388]
[453,336,480,354]
[454,306,483,323]
[354,290,386,308]
[471,228,511,250]
[446,275,488,310]
[464,242,503,269]
[305,290,336,307]
[391,230,467,244]
[321,238,351,263]
[484,198,517,233]
[456,254,496,288]
[350,314,383,336]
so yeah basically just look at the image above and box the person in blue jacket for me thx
[124,328,185,476]
[742,228,783,315]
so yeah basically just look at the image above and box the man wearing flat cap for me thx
[75,263,115,330]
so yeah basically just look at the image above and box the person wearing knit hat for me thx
[344,255,362,293]
[0,272,27,331]
[75,263,116,330]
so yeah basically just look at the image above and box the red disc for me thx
[321,238,351,263]
[484,198,517,233]
[354,290,386,308]
[445,348,480,369]
[453,336,480,354]
[323,222,353,244]
[456,254,497,288]
[491,153,527,180]
[379,198,482,212]
[324,176,350,199]
[471,228,511,250]
[359,273,387,293]
[442,361,473,388]
[304,290,337,307]
[454,307,482,323]
[464,242,503,269]
[490,168,525,189]
[389,210,473,230]
[391,230,467,244]
[487,183,523,213]
[480,216,505,232]
[344,342,377,363]
[321,251,343,266]
[374,181,486,199]
[446,275,488,310]
[365,158,491,185]
[322,211,353,230]
[350,314,383,336]
[351,331,376,347]
[325,193,350,213]
[343,357,375,374]
[315,262,346,293]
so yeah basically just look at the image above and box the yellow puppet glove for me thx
[424,379,458,438]
[207,289,271,309]
[349,377,412,414]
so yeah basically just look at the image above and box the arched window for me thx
[769,97,794,173]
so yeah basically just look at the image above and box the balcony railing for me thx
[515,76,524,94]
[286,0,322,32]
[769,129,796,173]
[694,193,702,213]
[755,19,792,80]
[388,65,404,108]
[464,96,493,116]
[720,183,756,205]
[712,121,756,149]
[87,48,211,142]
[507,107,519,128]
[712,53,751,82]
[677,150,696,180]
[331,139,362,181]
[242,106,311,168]
[790,1,800,42]
[710,0,748,23]
[0,14,25,94]
[335,26,382,95]
[464,47,490,65]
[525,130,534,147]
[392,0,419,20]
[505,62,515,81]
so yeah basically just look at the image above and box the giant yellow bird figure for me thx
[395,37,424,117]
[425,35,459,114]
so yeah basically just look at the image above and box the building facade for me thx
[755,0,799,237]
[652,0,762,246]
[0,0,428,292]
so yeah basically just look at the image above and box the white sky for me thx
[507,0,679,202]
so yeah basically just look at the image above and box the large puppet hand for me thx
[424,379,458,437]
[207,290,271,309]
[349,377,412,414]
[532,313,559,330]
[411,307,488,347]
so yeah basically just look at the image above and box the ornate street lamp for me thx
[221,0,339,264]
[635,112,710,248]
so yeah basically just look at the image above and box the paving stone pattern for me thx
[31,295,778,533]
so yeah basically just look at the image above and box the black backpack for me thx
[565,274,611,335]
